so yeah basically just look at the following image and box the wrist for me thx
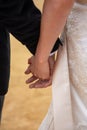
[35,53,49,64]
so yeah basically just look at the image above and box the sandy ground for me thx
[0,1,52,130]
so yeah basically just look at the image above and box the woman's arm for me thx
[35,0,74,62]
[26,0,75,81]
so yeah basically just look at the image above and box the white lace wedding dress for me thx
[38,1,87,130]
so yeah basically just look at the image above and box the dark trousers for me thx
[0,25,10,121]
[0,96,5,122]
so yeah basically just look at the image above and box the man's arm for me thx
[1,0,61,55]
[35,0,74,61]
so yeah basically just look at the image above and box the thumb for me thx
[25,65,31,74]
[28,56,33,64]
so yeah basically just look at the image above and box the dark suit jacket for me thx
[0,0,62,95]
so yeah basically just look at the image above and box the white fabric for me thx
[39,2,87,130]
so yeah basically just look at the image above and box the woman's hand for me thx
[25,55,55,88]
[25,56,50,80]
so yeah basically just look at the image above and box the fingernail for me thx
[24,70,27,74]
[35,85,37,88]
[29,85,33,88]
[26,80,29,84]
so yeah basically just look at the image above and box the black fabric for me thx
[0,96,5,121]
[0,0,62,95]
[0,25,10,95]
[0,0,62,54]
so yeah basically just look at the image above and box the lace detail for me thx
[66,3,87,36]
[66,2,87,99]
[66,2,87,130]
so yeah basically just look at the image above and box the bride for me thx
[25,0,87,129]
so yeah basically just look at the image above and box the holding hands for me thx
[25,54,55,88]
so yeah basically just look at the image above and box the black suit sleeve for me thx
[1,0,62,55]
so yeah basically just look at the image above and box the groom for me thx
[0,0,62,121]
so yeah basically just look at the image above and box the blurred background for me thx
[0,1,52,130]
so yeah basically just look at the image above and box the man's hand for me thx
[25,54,55,88]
